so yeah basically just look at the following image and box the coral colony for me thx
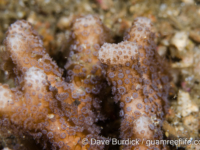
[0,15,170,150]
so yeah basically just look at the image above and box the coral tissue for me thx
[0,17,109,150]
[98,17,170,150]
[0,15,170,150]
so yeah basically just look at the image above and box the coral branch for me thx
[3,20,63,92]
[98,17,170,150]
[65,15,113,120]
[0,18,108,150]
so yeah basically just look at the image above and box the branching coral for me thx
[65,14,113,87]
[98,17,170,150]
[64,15,113,120]
[0,18,108,150]
[0,16,170,150]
